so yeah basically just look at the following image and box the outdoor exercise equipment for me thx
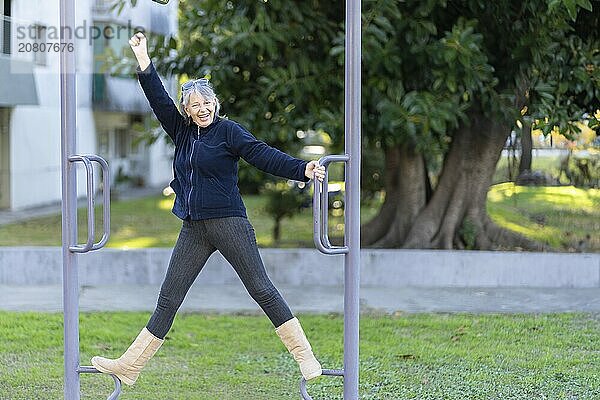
[59,0,118,398]
[303,0,361,397]
[60,0,360,398]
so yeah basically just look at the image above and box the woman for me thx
[91,32,326,386]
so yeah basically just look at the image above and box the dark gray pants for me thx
[146,216,294,339]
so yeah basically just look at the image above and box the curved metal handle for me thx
[68,155,111,253]
[78,366,122,400]
[68,155,94,253]
[87,155,111,251]
[300,369,344,400]
[313,154,349,255]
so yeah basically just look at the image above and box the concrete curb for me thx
[1,247,599,288]
[2,284,600,313]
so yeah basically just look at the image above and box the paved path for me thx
[2,284,599,313]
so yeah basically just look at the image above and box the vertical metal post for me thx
[344,0,361,397]
[304,0,362,398]
[60,0,79,398]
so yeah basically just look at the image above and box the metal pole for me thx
[344,0,361,396]
[60,0,79,398]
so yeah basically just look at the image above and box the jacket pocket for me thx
[201,177,232,209]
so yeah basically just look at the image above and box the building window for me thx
[115,127,129,158]
[98,125,142,160]
[93,0,112,11]
[98,129,109,155]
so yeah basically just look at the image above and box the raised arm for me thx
[129,32,184,141]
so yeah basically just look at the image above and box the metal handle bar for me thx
[300,369,344,400]
[86,155,111,251]
[78,366,122,400]
[68,155,111,253]
[313,154,350,255]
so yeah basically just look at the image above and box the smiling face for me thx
[185,92,216,128]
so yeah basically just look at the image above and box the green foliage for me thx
[152,0,345,192]
[106,0,138,16]
[263,182,308,216]
[360,0,474,154]
[358,0,599,195]
[112,0,599,186]
[153,0,344,147]
[262,181,310,241]
[549,0,594,20]
[458,217,477,250]
[527,35,600,138]
[565,150,600,188]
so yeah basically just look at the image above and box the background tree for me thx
[518,121,534,176]
[358,0,599,249]
[150,0,344,193]
[262,181,309,242]
[519,24,600,178]
[115,0,598,250]
[110,0,344,192]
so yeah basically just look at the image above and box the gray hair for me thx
[179,81,221,125]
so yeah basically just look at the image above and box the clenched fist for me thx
[129,32,151,71]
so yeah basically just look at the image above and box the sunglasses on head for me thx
[181,78,210,91]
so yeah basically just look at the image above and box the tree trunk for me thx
[518,121,532,175]
[273,217,281,242]
[361,144,427,247]
[362,111,543,251]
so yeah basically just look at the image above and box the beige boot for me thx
[275,317,322,380]
[91,327,164,385]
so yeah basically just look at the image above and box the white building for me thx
[0,0,178,210]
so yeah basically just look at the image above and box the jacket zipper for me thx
[187,126,200,217]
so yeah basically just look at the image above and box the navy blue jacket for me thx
[137,62,310,220]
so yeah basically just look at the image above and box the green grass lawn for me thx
[1,312,599,400]
[487,183,600,251]
[0,194,379,248]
